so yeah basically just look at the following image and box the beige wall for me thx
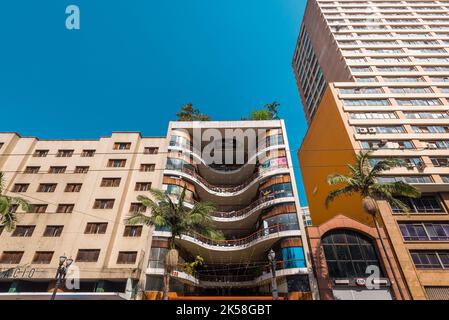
[0,132,168,281]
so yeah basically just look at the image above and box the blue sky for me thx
[0,0,309,204]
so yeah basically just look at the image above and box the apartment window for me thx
[412,126,449,134]
[81,149,96,157]
[9,205,18,214]
[33,150,49,157]
[396,99,441,106]
[429,76,449,82]
[371,57,409,63]
[100,178,121,187]
[377,176,433,184]
[349,112,396,120]
[43,226,63,237]
[377,66,416,72]
[354,77,377,82]
[76,249,100,262]
[12,184,29,193]
[113,142,131,150]
[423,66,449,72]
[56,204,74,214]
[410,251,449,269]
[135,182,152,191]
[144,147,158,155]
[31,204,47,213]
[339,88,383,94]
[65,183,82,192]
[351,66,371,72]
[425,141,449,149]
[12,225,35,237]
[93,199,115,209]
[390,87,432,94]
[74,166,89,174]
[32,251,54,264]
[129,203,146,213]
[107,159,126,168]
[343,99,390,106]
[24,166,40,174]
[430,155,449,167]
[117,251,138,264]
[123,226,143,237]
[399,222,449,241]
[390,196,444,214]
[84,223,108,234]
[357,126,405,134]
[140,164,155,172]
[416,57,449,63]
[404,112,449,119]
[0,251,24,264]
[37,183,57,193]
[49,166,67,174]
[382,76,423,82]
[361,140,413,150]
[56,149,74,158]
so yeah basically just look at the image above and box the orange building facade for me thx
[294,0,449,300]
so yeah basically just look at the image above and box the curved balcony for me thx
[154,223,301,263]
[168,143,287,185]
[146,266,308,289]
[164,165,290,205]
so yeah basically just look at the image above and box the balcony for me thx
[154,223,301,263]
[168,142,286,185]
[164,165,290,205]
[146,265,308,289]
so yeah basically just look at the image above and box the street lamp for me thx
[50,256,73,301]
[267,249,278,300]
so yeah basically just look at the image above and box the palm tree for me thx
[125,187,223,300]
[325,151,421,300]
[0,172,31,231]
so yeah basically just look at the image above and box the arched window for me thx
[322,229,384,279]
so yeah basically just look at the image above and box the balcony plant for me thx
[325,151,421,300]
[0,172,31,231]
[125,187,223,300]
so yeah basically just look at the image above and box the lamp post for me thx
[267,249,278,300]
[50,256,73,301]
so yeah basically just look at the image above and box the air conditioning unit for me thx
[368,127,377,134]
[371,144,380,150]
[357,128,368,134]
[406,163,415,169]
[386,142,400,149]
[427,143,437,149]
[379,139,388,146]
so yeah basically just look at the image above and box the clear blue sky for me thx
[0,0,309,204]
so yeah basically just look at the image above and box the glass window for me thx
[391,196,443,213]
[322,230,384,279]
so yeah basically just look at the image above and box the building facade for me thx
[294,0,449,300]
[145,121,316,299]
[0,120,316,300]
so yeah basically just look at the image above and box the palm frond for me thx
[325,185,357,208]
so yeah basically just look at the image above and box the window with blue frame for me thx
[281,246,306,268]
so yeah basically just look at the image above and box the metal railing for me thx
[212,195,276,218]
[169,165,288,193]
[185,223,299,248]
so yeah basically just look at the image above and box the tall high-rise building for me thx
[0,121,316,300]
[294,0,449,300]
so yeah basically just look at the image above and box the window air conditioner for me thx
[427,143,437,149]
[368,127,377,134]
[357,128,368,134]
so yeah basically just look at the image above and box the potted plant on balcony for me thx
[125,187,223,300]
[325,151,421,300]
